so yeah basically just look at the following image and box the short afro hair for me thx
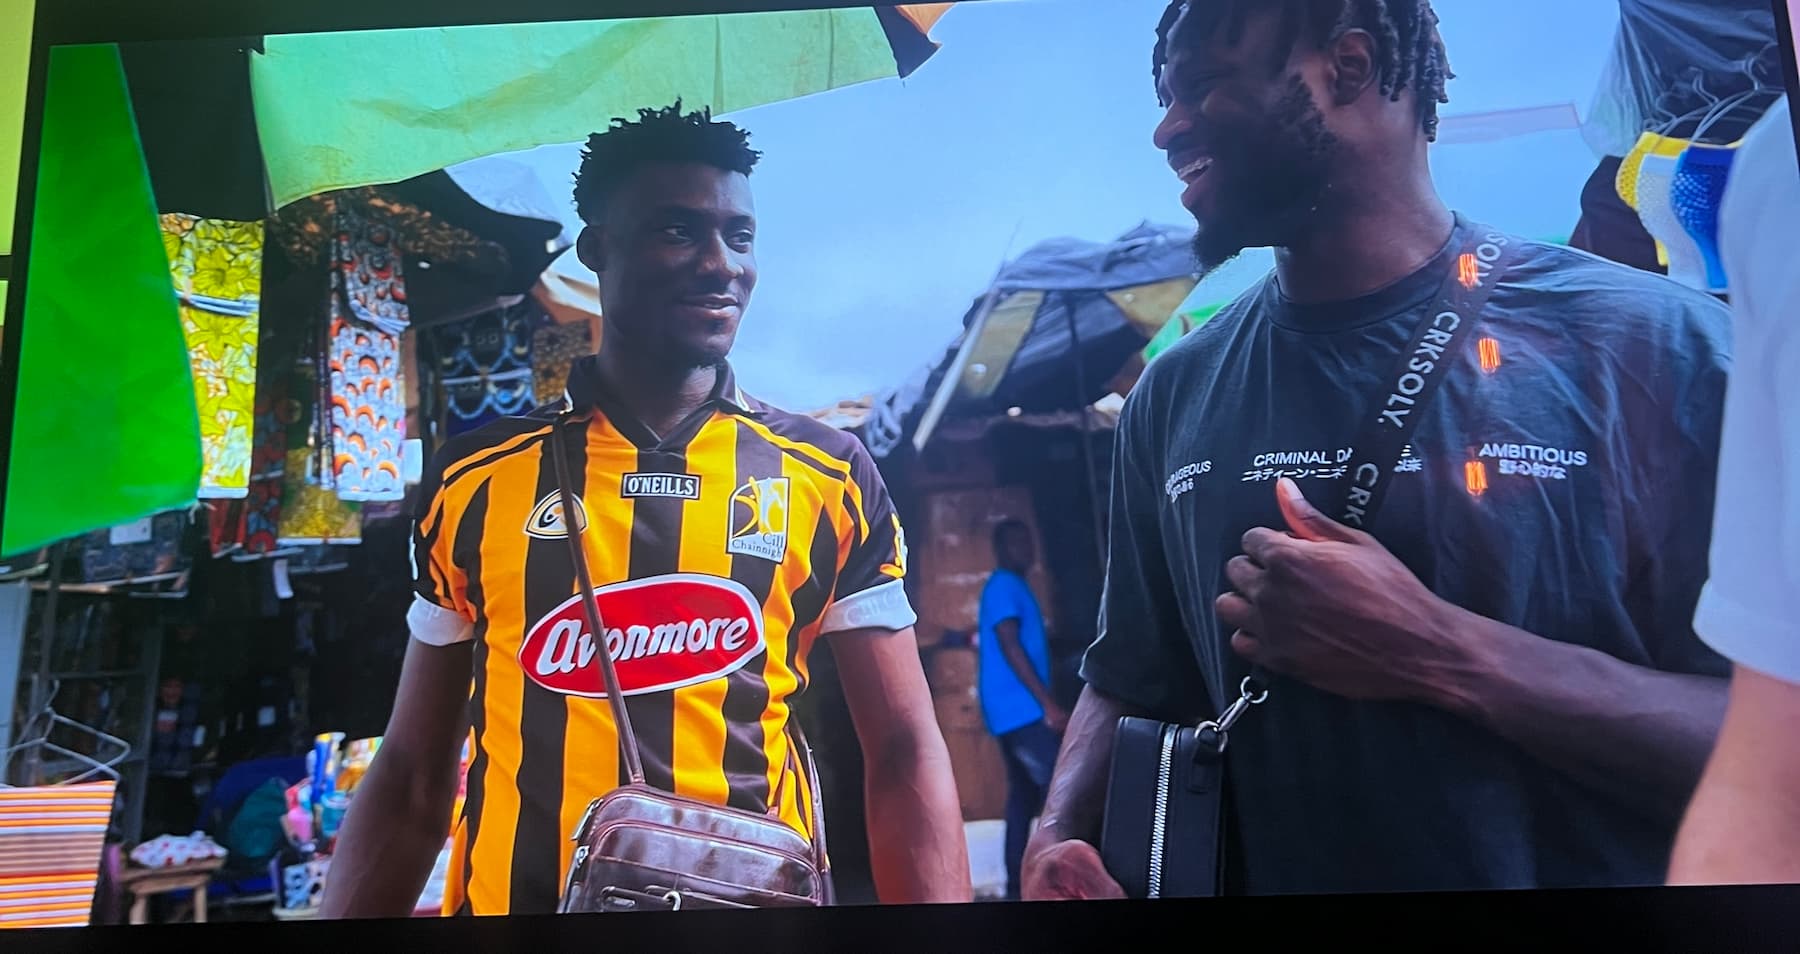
[572,99,762,224]
[992,518,1030,555]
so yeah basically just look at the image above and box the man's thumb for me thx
[1277,477,1358,543]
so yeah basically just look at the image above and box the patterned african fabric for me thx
[322,205,408,502]
[529,316,595,407]
[277,360,362,546]
[430,304,537,438]
[161,214,264,499]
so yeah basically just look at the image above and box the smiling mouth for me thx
[682,296,739,310]
[1177,158,1214,183]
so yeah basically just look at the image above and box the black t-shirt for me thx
[1080,214,1732,895]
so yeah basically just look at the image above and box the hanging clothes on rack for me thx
[1636,152,1711,290]
[429,302,538,437]
[1671,143,1738,294]
[1613,130,1690,266]
[530,315,596,408]
[277,360,362,546]
[324,205,410,502]
[161,214,265,500]
[75,511,194,587]
[209,322,297,559]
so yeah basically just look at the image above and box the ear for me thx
[575,225,606,275]
[1323,28,1379,107]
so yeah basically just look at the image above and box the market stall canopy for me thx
[249,4,955,209]
[6,44,201,558]
[860,221,1198,459]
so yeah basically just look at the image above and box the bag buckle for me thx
[1197,676,1271,755]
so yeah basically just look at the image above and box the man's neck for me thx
[592,346,719,438]
[1273,175,1454,305]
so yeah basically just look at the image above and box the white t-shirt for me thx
[1693,96,1800,684]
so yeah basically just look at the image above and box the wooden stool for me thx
[118,857,226,924]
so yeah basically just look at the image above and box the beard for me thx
[1190,76,1341,273]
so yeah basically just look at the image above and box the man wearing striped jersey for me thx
[321,102,971,917]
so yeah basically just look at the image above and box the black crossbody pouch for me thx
[1098,225,1524,899]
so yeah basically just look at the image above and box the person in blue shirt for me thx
[977,519,1068,900]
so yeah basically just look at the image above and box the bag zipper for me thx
[1147,724,1177,899]
[590,817,822,875]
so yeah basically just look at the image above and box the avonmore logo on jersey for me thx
[520,574,766,697]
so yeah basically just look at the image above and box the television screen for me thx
[0,0,1794,930]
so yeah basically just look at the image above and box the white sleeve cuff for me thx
[820,578,917,635]
[1695,584,1800,685]
[409,594,475,646]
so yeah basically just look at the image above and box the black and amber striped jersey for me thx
[406,356,914,916]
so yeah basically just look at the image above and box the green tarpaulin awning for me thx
[251,8,938,209]
[4,44,200,556]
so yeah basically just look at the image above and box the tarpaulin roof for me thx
[862,221,1198,458]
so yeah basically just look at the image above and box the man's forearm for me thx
[1428,600,1729,821]
[318,755,459,918]
[863,731,972,903]
[1029,687,1132,848]
[1669,664,1800,885]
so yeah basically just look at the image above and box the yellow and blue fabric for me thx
[1614,131,1689,267]
[1671,142,1739,294]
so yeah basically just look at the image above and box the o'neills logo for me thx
[519,573,765,697]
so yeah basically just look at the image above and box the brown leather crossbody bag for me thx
[546,410,836,914]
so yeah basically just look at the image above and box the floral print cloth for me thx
[161,214,264,499]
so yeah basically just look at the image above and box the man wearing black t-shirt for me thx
[1022,0,1734,898]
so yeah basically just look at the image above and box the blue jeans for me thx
[997,720,1062,900]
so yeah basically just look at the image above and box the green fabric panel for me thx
[0,0,35,254]
[252,8,900,208]
[1143,302,1224,363]
[4,44,200,556]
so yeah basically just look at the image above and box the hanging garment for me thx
[76,510,193,586]
[278,361,362,546]
[243,362,293,556]
[1635,153,1712,291]
[161,214,264,500]
[431,304,538,436]
[207,332,294,558]
[331,208,410,338]
[531,317,595,407]
[442,370,536,435]
[1671,142,1739,295]
[323,207,409,503]
[207,501,244,559]
[326,308,407,501]
[1614,131,1690,267]
[277,448,363,545]
[1568,156,1666,275]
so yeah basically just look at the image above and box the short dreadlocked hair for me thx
[572,99,763,223]
[1152,0,1454,142]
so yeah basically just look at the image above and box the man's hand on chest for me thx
[1214,477,1473,709]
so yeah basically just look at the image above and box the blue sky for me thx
[495,0,1623,410]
